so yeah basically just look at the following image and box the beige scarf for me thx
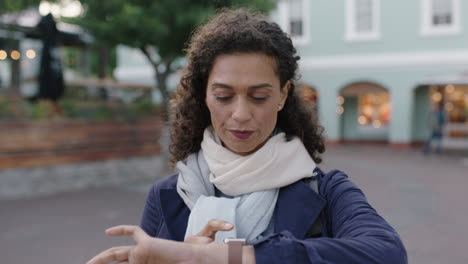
[201,127,316,196]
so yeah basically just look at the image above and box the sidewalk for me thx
[0,144,467,264]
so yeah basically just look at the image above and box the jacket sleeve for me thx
[253,170,408,264]
[140,183,163,237]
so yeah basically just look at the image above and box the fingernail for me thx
[224,223,233,228]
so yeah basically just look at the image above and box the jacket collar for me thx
[159,178,325,241]
[274,179,325,238]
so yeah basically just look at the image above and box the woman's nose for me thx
[231,99,252,122]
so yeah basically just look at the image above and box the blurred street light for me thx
[10,50,21,60]
[0,50,7,60]
[26,49,36,59]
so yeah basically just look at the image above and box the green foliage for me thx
[0,0,59,14]
[75,0,276,61]
[0,0,40,13]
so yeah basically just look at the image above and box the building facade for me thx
[273,0,468,148]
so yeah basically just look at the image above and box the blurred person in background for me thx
[423,102,446,155]
[88,9,407,264]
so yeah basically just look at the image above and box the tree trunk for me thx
[139,46,174,120]
[97,45,109,100]
[98,45,109,79]
[156,69,170,119]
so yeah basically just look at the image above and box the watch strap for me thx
[225,239,245,264]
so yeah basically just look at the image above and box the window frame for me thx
[345,0,381,42]
[278,0,311,46]
[421,0,461,37]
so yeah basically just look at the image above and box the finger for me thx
[196,219,234,238]
[106,225,147,242]
[86,246,131,264]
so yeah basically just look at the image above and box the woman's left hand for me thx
[185,219,234,244]
[87,225,195,264]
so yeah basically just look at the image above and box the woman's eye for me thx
[252,96,269,102]
[215,96,232,102]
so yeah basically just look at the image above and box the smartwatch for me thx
[224,238,246,264]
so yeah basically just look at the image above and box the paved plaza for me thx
[0,145,467,264]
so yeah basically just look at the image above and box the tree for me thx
[74,0,276,113]
[0,0,40,14]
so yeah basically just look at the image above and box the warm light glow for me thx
[10,50,20,60]
[373,120,382,128]
[336,106,344,115]
[445,84,455,94]
[336,96,344,105]
[26,49,36,59]
[432,92,442,102]
[445,102,454,112]
[0,50,7,60]
[358,115,367,125]
[362,105,373,116]
[453,90,463,99]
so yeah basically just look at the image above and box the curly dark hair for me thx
[169,8,325,167]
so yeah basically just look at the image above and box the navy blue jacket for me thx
[140,168,407,263]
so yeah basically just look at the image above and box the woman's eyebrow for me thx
[248,83,273,90]
[210,82,232,89]
[210,82,273,90]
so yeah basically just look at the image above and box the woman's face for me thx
[205,52,289,156]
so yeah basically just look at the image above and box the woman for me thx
[88,9,407,264]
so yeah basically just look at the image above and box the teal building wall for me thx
[274,0,468,145]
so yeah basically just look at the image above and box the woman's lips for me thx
[230,130,254,139]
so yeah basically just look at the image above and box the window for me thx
[289,0,304,37]
[345,0,381,41]
[278,0,310,45]
[421,0,461,36]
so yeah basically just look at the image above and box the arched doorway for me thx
[296,83,318,113]
[338,82,391,143]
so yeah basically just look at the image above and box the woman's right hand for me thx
[184,219,234,244]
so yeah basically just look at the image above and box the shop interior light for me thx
[336,106,344,115]
[26,49,36,59]
[10,50,20,60]
[0,50,7,60]
[431,92,442,102]
[446,84,455,94]
[358,115,367,125]
[445,102,454,112]
[336,96,344,105]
